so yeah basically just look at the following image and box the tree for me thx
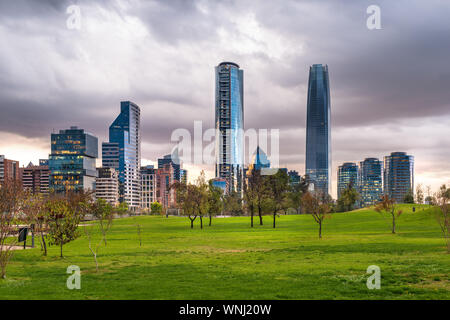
[288,176,310,215]
[46,196,85,258]
[434,184,450,253]
[267,170,290,228]
[250,169,268,225]
[0,179,27,278]
[301,191,331,239]
[337,184,360,212]
[223,191,243,216]
[375,194,403,234]
[244,170,259,227]
[173,181,198,229]
[22,193,48,255]
[194,172,209,229]
[403,189,414,204]
[207,181,223,226]
[151,202,162,215]
[415,184,424,204]
[91,198,113,246]
[115,202,129,216]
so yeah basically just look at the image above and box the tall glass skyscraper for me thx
[337,162,358,199]
[359,158,383,207]
[49,126,98,193]
[384,152,414,203]
[215,61,244,194]
[305,64,331,195]
[102,101,141,210]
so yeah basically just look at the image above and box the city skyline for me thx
[0,1,449,198]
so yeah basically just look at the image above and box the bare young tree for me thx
[415,183,424,204]
[0,179,27,278]
[434,184,450,253]
[301,191,331,239]
[375,194,403,234]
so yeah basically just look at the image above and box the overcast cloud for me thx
[0,0,449,197]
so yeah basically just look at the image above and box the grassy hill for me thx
[0,204,448,299]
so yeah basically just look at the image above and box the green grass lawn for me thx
[0,204,449,299]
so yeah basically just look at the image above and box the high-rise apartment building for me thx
[95,167,119,206]
[359,158,383,207]
[0,155,20,184]
[141,165,157,211]
[384,152,414,203]
[103,101,141,210]
[156,163,176,208]
[158,154,180,181]
[20,161,49,194]
[215,61,244,195]
[337,162,358,199]
[305,64,331,195]
[49,126,98,192]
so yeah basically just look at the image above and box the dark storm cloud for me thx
[0,0,449,191]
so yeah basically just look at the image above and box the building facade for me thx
[0,155,20,184]
[158,154,180,181]
[384,152,414,203]
[156,163,176,208]
[103,101,141,210]
[95,167,119,206]
[141,165,157,211]
[215,61,244,195]
[288,170,301,187]
[305,64,331,196]
[337,162,358,199]
[49,127,98,192]
[359,158,383,207]
[20,161,49,194]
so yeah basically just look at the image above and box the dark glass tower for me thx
[305,64,331,195]
[215,61,244,194]
[359,158,383,207]
[384,152,414,203]
[49,126,98,192]
[102,101,141,210]
[337,162,358,199]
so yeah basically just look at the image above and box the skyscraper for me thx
[20,161,50,194]
[49,126,98,192]
[102,101,141,210]
[384,152,414,203]
[305,64,331,195]
[215,61,244,194]
[359,158,383,207]
[337,162,358,199]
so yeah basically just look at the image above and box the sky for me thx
[0,0,449,198]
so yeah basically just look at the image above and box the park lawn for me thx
[0,204,448,300]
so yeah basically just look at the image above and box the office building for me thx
[359,158,383,207]
[337,162,358,199]
[103,101,141,210]
[305,64,331,195]
[384,152,414,203]
[49,126,98,192]
[156,163,176,208]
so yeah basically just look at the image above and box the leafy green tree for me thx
[244,172,257,227]
[223,191,243,216]
[403,189,415,204]
[337,184,360,212]
[207,181,223,226]
[375,194,403,234]
[173,181,198,229]
[116,202,129,216]
[151,202,163,215]
[267,170,290,228]
[46,197,83,258]
[288,175,310,214]
[301,191,332,239]
[194,172,210,229]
